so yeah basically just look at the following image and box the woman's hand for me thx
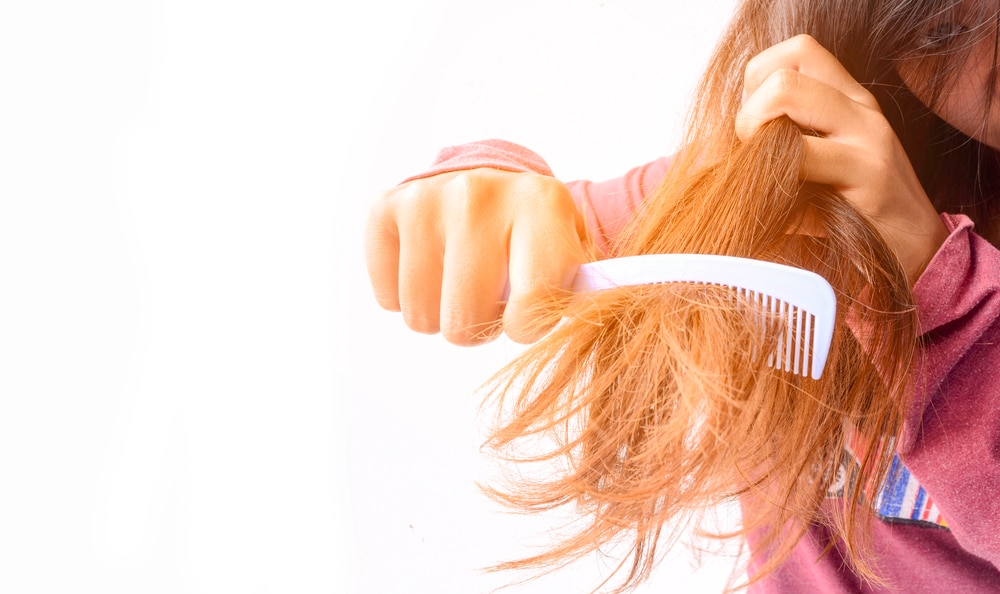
[364,168,590,345]
[736,34,949,284]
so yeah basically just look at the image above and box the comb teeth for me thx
[566,254,837,379]
[739,287,815,378]
[697,283,820,379]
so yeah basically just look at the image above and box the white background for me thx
[0,0,741,592]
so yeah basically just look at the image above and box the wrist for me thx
[898,212,949,286]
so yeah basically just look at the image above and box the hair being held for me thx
[471,0,990,591]
[483,118,916,591]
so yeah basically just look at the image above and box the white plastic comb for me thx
[570,254,836,380]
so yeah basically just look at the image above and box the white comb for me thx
[569,254,836,380]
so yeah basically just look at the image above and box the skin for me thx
[897,0,1000,149]
[736,34,950,286]
[366,28,1000,345]
[364,168,588,345]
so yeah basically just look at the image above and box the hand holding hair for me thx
[736,34,949,284]
[364,167,590,345]
[372,0,1000,590]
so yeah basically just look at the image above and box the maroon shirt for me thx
[406,140,1000,592]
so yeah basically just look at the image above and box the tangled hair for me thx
[482,0,1000,592]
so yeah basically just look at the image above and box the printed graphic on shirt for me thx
[827,447,949,530]
[872,455,948,529]
[826,449,860,500]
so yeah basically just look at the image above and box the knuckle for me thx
[443,169,502,218]
[445,171,579,232]
[383,179,421,207]
[445,169,480,195]
[744,53,760,78]
[744,50,768,84]
[446,168,494,198]
[367,188,398,224]
[515,175,575,214]
[789,33,819,51]
[769,67,799,93]
[734,116,754,140]
[444,170,575,224]
[857,87,880,110]
[382,184,430,227]
[747,69,797,116]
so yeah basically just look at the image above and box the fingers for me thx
[736,35,950,284]
[736,65,879,141]
[396,206,445,335]
[439,246,507,345]
[365,169,588,346]
[737,66,900,212]
[742,35,878,111]
[737,35,882,142]
[364,192,403,312]
[735,34,891,194]
[438,193,510,345]
[365,180,449,336]
[503,178,589,344]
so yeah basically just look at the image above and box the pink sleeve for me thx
[564,161,670,255]
[400,139,668,254]
[900,213,1000,567]
[399,139,556,181]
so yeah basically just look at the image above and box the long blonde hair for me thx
[480,0,1000,590]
